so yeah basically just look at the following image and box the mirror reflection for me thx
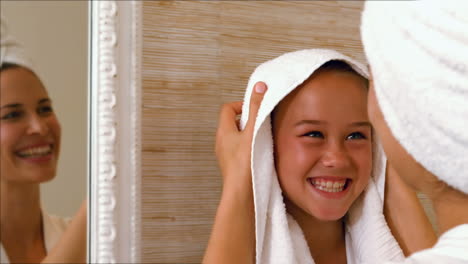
[1,1,87,263]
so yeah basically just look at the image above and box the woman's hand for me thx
[203,82,267,264]
[42,200,87,263]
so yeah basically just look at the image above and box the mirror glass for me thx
[1,0,88,217]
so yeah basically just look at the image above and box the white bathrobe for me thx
[378,225,468,264]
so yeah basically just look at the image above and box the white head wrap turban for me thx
[1,16,35,71]
[361,0,468,194]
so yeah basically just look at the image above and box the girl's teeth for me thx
[310,178,347,193]
[18,146,52,157]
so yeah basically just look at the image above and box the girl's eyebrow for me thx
[349,121,371,127]
[294,120,327,126]
[294,120,371,128]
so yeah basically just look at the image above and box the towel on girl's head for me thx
[0,16,35,70]
[361,0,468,194]
[240,49,404,264]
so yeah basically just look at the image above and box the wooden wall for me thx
[141,1,371,263]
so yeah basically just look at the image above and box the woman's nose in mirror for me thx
[26,114,50,136]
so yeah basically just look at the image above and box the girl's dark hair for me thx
[313,59,368,85]
[0,62,21,72]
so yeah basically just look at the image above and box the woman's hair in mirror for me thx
[0,62,21,72]
[1,62,44,86]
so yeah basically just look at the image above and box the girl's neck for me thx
[286,200,346,264]
[430,187,468,236]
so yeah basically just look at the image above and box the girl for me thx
[204,49,430,263]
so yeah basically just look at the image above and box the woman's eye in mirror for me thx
[37,105,54,115]
[1,110,23,120]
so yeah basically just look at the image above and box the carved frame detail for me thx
[89,1,142,263]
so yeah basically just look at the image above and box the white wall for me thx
[1,1,88,217]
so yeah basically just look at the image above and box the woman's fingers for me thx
[244,82,267,134]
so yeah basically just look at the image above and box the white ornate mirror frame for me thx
[89,1,142,263]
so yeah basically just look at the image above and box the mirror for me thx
[0,0,88,263]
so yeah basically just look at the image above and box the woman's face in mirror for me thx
[273,70,372,221]
[0,66,61,184]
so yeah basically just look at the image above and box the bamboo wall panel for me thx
[141,1,431,263]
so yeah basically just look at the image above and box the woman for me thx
[0,18,86,264]
[360,1,468,263]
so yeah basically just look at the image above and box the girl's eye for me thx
[1,111,23,120]
[304,131,324,138]
[38,105,53,115]
[347,132,367,140]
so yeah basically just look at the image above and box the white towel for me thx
[0,16,35,70]
[383,224,468,264]
[240,49,404,263]
[361,0,468,194]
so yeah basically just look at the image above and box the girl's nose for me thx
[321,144,351,169]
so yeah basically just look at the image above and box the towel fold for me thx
[240,49,404,263]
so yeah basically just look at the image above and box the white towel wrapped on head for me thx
[0,16,35,70]
[240,49,404,263]
[361,1,468,262]
[361,0,468,194]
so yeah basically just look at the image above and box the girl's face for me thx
[273,70,372,221]
[0,67,61,184]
